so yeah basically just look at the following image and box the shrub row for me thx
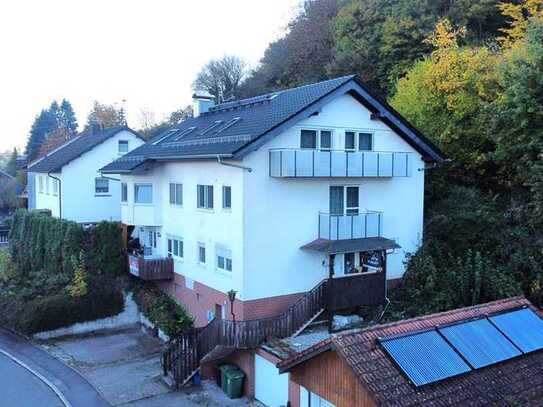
[131,280,193,337]
[1,209,128,334]
[0,283,124,334]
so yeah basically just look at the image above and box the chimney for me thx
[192,94,215,118]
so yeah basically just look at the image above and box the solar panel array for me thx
[379,307,543,387]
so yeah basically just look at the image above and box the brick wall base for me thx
[156,273,306,327]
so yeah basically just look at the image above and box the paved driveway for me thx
[42,326,260,406]
[0,352,64,407]
[0,328,109,407]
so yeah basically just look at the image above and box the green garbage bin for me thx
[223,368,245,399]
[218,364,237,389]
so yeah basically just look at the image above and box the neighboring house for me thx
[277,296,543,407]
[28,126,145,223]
[101,75,446,396]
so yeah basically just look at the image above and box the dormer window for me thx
[118,140,129,154]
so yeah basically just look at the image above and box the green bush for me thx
[1,209,128,334]
[88,222,127,276]
[132,280,193,337]
[14,285,124,334]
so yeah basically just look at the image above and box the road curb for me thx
[0,348,72,407]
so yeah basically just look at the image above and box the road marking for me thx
[0,348,72,407]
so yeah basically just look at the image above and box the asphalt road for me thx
[0,352,64,407]
[0,328,109,407]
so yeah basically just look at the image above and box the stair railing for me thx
[163,278,328,387]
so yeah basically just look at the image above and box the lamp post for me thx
[227,289,237,323]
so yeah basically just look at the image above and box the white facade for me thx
[254,354,289,407]
[32,130,145,223]
[121,94,426,302]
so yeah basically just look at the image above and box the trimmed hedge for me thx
[9,210,126,278]
[1,284,124,334]
[1,209,128,335]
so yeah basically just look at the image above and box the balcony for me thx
[128,254,173,281]
[327,272,386,311]
[122,204,162,227]
[319,211,383,240]
[269,149,412,178]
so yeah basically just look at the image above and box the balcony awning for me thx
[300,237,400,254]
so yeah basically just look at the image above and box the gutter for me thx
[47,172,62,219]
[99,173,121,182]
[217,155,252,172]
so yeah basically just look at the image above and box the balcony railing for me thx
[327,272,386,311]
[128,254,173,281]
[269,149,412,178]
[319,211,382,240]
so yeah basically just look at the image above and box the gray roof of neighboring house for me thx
[0,169,14,180]
[101,75,446,173]
[28,126,143,173]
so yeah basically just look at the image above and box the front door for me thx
[215,304,224,320]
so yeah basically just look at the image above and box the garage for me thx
[255,353,289,407]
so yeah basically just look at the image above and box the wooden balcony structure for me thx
[128,254,173,281]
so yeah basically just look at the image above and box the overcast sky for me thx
[0,0,300,152]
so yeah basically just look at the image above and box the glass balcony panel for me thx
[378,153,393,177]
[314,151,331,177]
[330,151,347,177]
[296,149,314,177]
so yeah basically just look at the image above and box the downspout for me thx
[217,155,252,172]
[47,172,62,219]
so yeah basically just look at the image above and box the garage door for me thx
[255,354,289,407]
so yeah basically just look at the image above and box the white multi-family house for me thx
[28,126,145,223]
[102,75,445,399]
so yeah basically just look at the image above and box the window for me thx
[121,183,128,202]
[346,186,359,215]
[118,140,129,154]
[95,177,109,194]
[169,183,183,206]
[52,179,58,196]
[216,117,241,133]
[216,246,232,272]
[38,176,43,193]
[167,236,184,259]
[45,177,50,194]
[345,131,356,151]
[330,185,359,215]
[134,184,152,203]
[358,133,373,151]
[320,130,332,151]
[198,243,206,264]
[173,127,196,141]
[222,186,231,209]
[197,185,214,209]
[200,121,223,135]
[300,130,317,149]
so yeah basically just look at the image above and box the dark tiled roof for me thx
[28,126,142,173]
[101,75,446,173]
[300,237,400,254]
[0,169,14,179]
[279,297,543,406]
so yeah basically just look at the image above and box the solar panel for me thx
[439,318,521,368]
[380,330,471,386]
[489,308,543,353]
